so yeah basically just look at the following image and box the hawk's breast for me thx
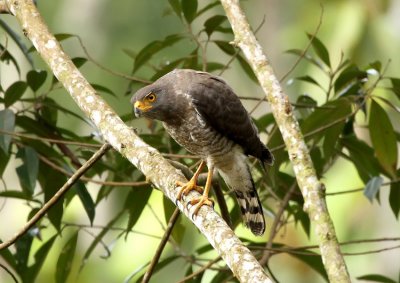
[162,103,234,159]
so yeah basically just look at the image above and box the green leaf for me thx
[254,113,275,133]
[163,196,185,243]
[54,33,75,41]
[75,181,96,225]
[24,235,57,283]
[27,70,47,92]
[295,75,323,89]
[38,163,66,231]
[136,256,179,282]
[92,83,116,97]
[307,33,330,67]
[15,233,34,275]
[357,274,397,283]
[0,190,35,201]
[168,0,182,18]
[181,0,197,23]
[369,100,398,176]
[285,49,321,69]
[124,187,152,235]
[133,34,183,73]
[0,43,21,75]
[72,57,88,68]
[334,64,366,96]
[341,136,381,183]
[4,81,28,107]
[0,239,17,269]
[390,78,400,99]
[0,109,15,154]
[204,15,227,37]
[389,180,400,219]
[215,40,235,55]
[16,147,39,196]
[0,149,10,176]
[364,176,383,203]
[196,1,219,17]
[81,210,124,270]
[56,232,78,283]
[301,98,352,160]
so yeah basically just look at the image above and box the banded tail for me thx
[234,184,265,236]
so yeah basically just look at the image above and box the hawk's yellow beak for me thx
[134,100,153,118]
[134,100,153,112]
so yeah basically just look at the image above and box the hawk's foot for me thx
[175,180,204,202]
[188,195,214,219]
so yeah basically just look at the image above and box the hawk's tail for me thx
[234,185,265,236]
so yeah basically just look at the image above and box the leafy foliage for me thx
[0,0,399,282]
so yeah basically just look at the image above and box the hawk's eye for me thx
[146,93,156,102]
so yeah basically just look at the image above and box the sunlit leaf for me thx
[27,70,47,92]
[56,232,78,283]
[364,176,383,203]
[369,100,398,177]
[16,147,39,196]
[4,81,28,107]
[181,0,197,23]
[0,109,15,154]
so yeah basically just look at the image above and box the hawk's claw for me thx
[189,196,214,220]
[175,180,204,203]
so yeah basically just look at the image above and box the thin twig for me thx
[37,153,148,187]
[0,129,101,148]
[279,4,324,83]
[0,263,18,283]
[75,35,151,84]
[259,183,297,265]
[0,143,111,250]
[142,208,180,283]
[177,257,221,283]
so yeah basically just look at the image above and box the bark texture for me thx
[220,0,351,282]
[4,0,272,282]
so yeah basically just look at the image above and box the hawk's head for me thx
[131,81,179,122]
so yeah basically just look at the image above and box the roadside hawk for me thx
[132,69,273,235]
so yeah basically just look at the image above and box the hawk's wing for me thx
[189,72,273,166]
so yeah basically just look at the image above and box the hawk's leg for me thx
[189,166,215,217]
[176,161,205,201]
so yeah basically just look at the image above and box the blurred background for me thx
[1,0,400,282]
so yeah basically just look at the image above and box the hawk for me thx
[132,69,273,235]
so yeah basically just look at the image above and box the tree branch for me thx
[219,0,351,282]
[0,143,111,250]
[5,0,272,281]
[142,208,180,283]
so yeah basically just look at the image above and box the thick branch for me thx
[220,0,351,282]
[4,0,272,281]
